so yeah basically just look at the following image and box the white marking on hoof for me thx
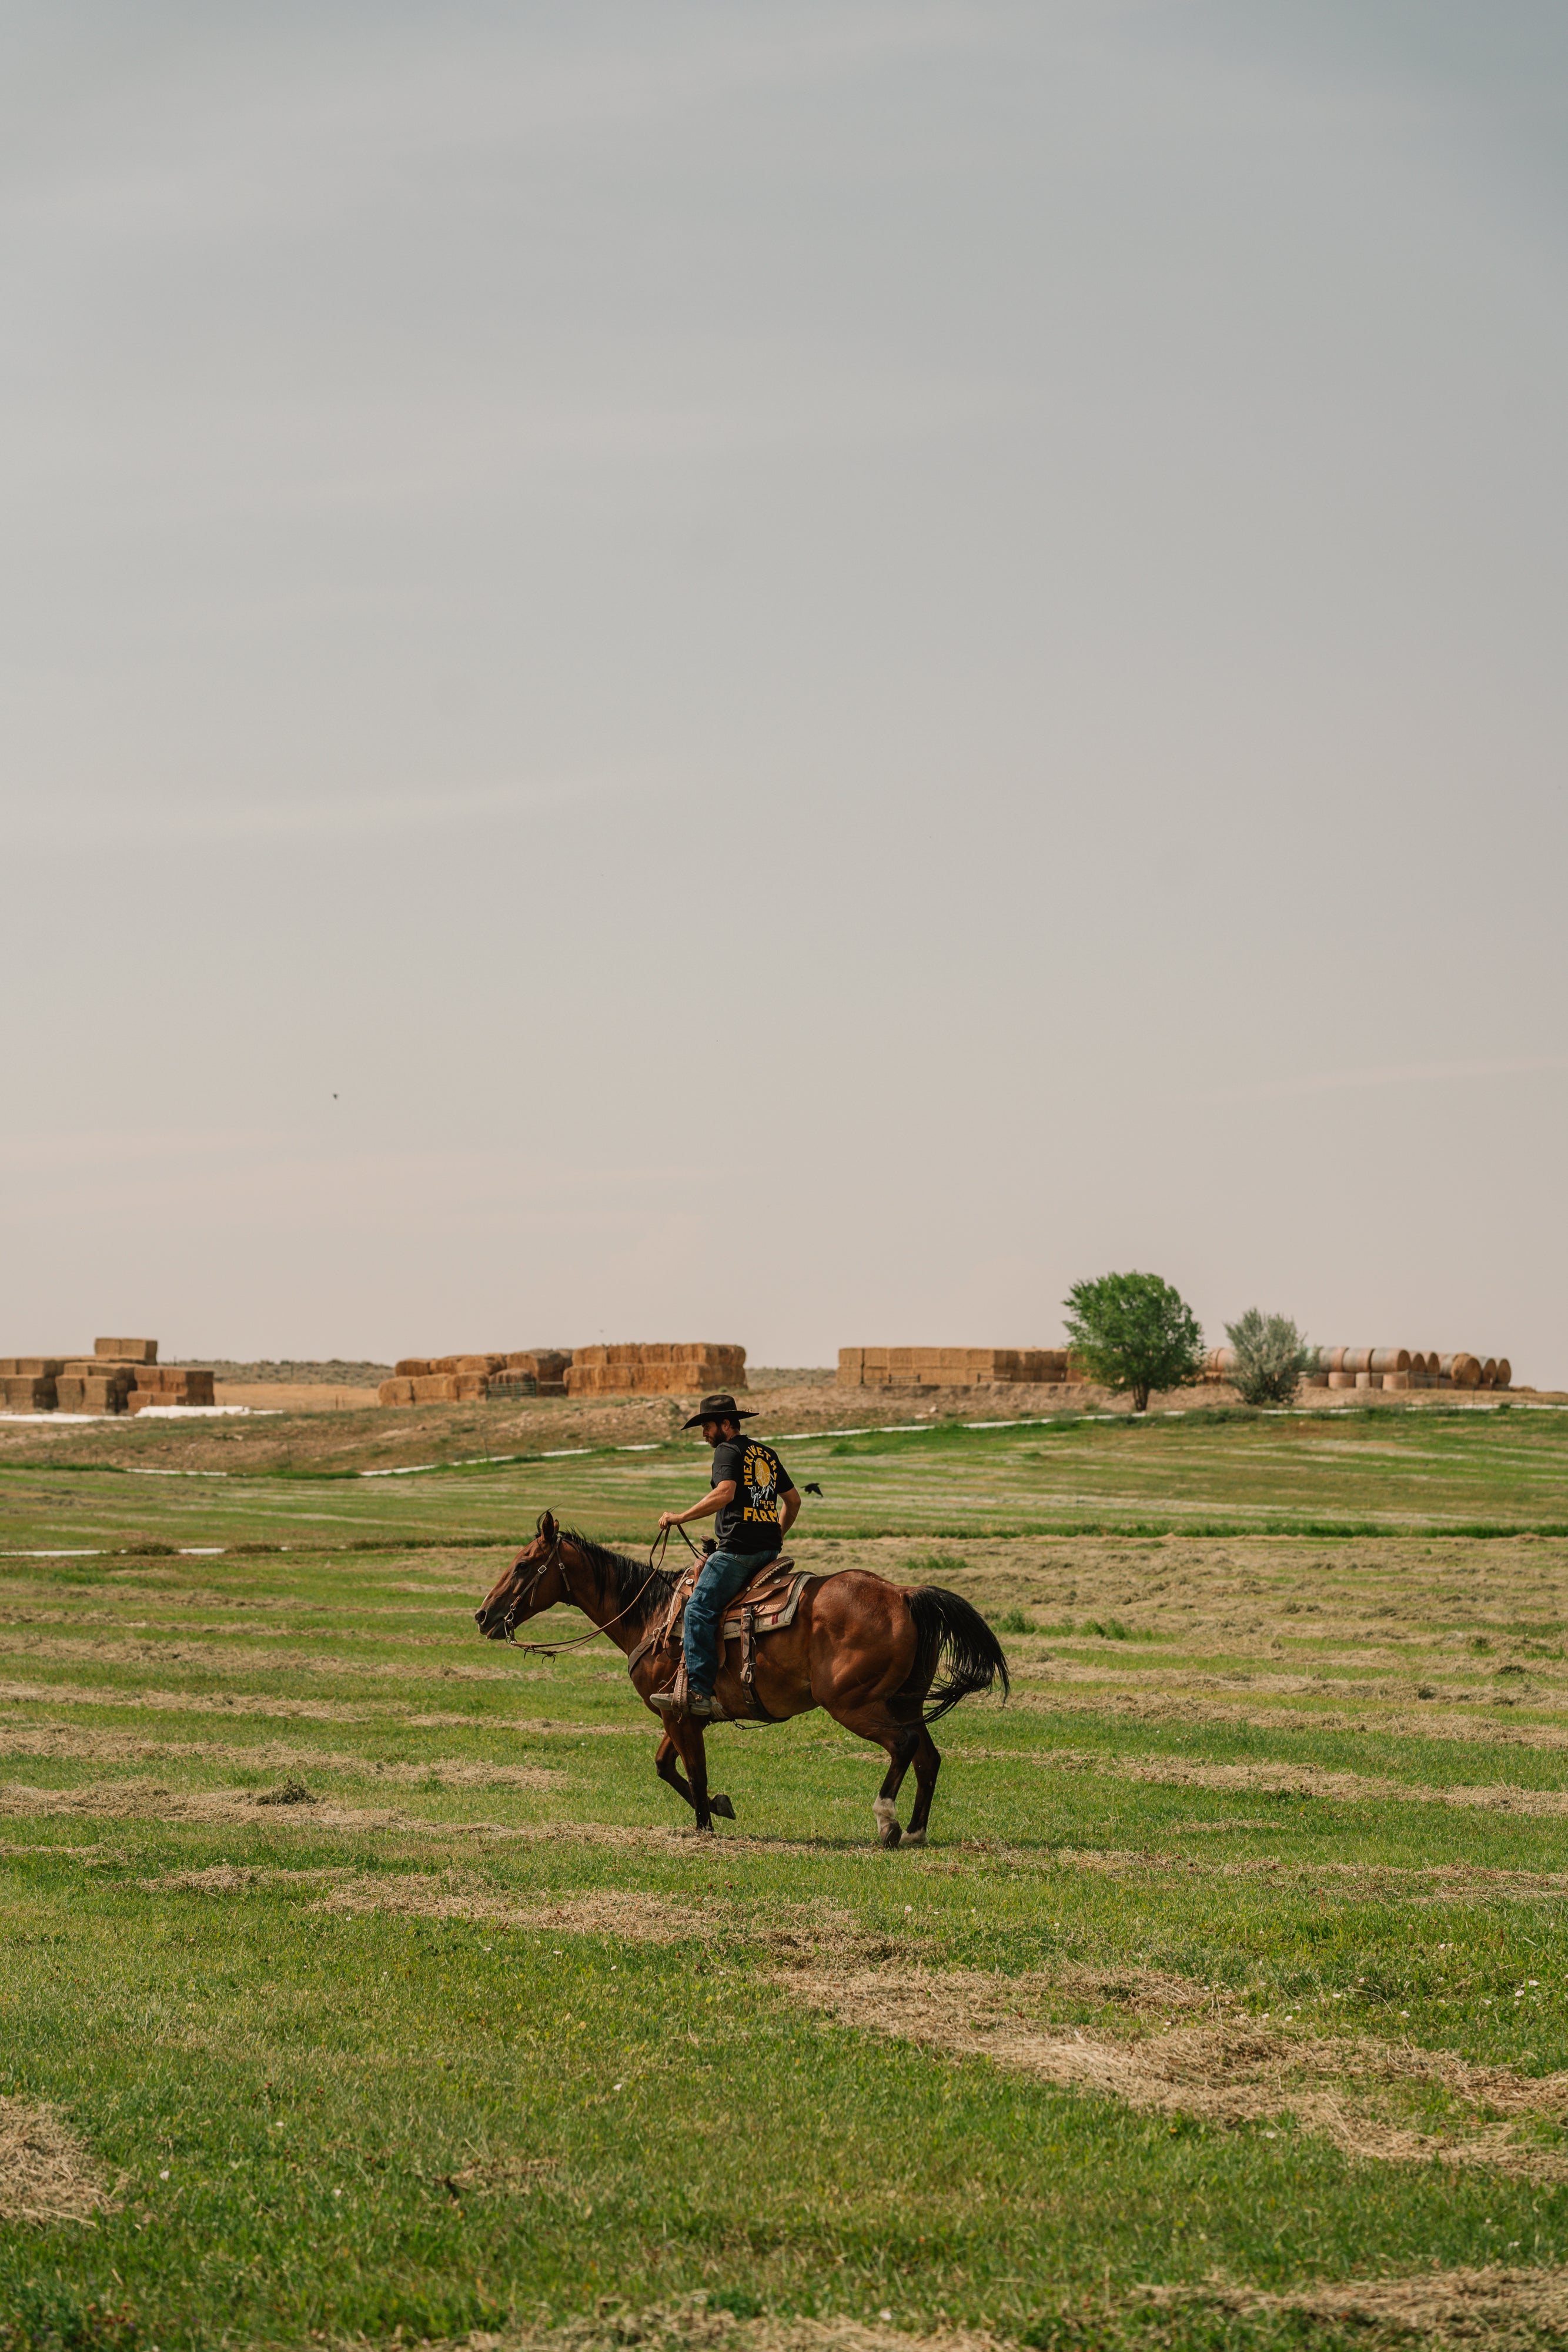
[873,1798,900,1846]
[900,1828,926,1848]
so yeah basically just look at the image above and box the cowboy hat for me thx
[681,1391,758,1429]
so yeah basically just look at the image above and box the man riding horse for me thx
[651,1391,800,1720]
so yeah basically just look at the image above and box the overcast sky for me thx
[4,2,1566,1380]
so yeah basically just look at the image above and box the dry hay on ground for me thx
[126,1867,922,1958]
[959,1743,1568,1816]
[0,1720,563,1786]
[312,1873,707,1940]
[775,1964,1568,2179]
[0,1678,637,1734]
[0,2097,117,2226]
[0,1678,384,1722]
[460,2305,1007,2352]
[449,2271,1568,2352]
[0,1777,408,1832]
[753,1900,934,1969]
[1006,1685,1568,1751]
[0,1633,515,1682]
[407,1714,640,1736]
[139,1861,347,1893]
[441,2151,557,2198]
[1141,2263,1568,2348]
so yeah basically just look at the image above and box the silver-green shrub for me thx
[1224,1308,1312,1406]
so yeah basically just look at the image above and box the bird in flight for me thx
[804,1480,824,1497]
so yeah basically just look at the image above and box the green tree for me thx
[1225,1307,1312,1406]
[1063,1271,1205,1414]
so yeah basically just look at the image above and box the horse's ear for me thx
[537,1509,557,1543]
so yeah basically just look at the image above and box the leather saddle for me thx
[628,1554,819,1719]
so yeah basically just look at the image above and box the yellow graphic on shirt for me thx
[741,1443,780,1525]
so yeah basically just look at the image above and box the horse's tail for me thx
[902,1586,1010,1723]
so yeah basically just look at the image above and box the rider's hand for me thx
[658,1511,680,1531]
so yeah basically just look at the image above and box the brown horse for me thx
[475,1512,1008,1843]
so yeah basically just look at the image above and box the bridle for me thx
[497,1516,701,1655]
[495,1519,567,1646]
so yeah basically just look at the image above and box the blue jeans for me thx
[684,1545,780,1695]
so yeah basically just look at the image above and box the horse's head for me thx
[474,1510,569,1641]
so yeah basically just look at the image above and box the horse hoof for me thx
[900,1828,926,1848]
[710,1793,736,1820]
[880,1820,902,1849]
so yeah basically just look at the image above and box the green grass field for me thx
[5,1409,1568,2351]
[4,1401,1568,1555]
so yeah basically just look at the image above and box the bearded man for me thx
[653,1392,800,1720]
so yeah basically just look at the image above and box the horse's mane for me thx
[562,1528,678,1626]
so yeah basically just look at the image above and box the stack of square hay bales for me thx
[127,1368,216,1411]
[0,1338,214,1414]
[0,1345,217,1411]
[486,1351,572,1401]
[564,1344,747,1398]
[57,1354,139,1412]
[112,1341,215,1411]
[0,1358,65,1411]
[76,1337,152,1414]
[377,1350,572,1407]
[837,1347,1081,1389]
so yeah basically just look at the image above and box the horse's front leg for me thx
[652,1729,734,1819]
[655,1730,696,1812]
[667,1717,716,1832]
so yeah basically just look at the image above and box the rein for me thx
[508,1519,700,1657]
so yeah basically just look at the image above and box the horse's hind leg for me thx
[833,1705,922,1847]
[900,1726,942,1847]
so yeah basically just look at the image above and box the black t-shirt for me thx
[711,1435,795,1553]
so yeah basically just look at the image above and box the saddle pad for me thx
[720,1565,818,1642]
